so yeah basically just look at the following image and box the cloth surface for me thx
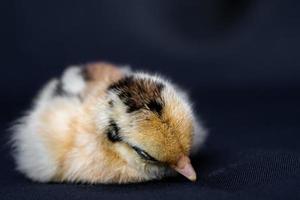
[1,0,300,199]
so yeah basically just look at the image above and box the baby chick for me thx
[11,62,207,184]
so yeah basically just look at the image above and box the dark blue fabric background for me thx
[1,0,300,199]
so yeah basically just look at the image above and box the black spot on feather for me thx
[147,100,163,115]
[81,67,91,81]
[108,76,165,114]
[106,119,121,142]
[53,78,81,101]
[108,100,114,107]
[53,79,68,97]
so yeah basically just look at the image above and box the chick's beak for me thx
[171,155,197,181]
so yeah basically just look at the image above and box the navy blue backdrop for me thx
[1,0,300,199]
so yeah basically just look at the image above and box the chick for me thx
[11,62,207,184]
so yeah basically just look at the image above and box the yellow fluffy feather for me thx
[11,62,207,184]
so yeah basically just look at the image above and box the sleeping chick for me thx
[11,62,207,184]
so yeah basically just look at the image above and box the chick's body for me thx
[11,63,207,184]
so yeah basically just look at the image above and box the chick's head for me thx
[103,73,197,181]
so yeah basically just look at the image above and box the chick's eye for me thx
[132,146,157,162]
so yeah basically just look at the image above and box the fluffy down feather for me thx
[11,62,207,183]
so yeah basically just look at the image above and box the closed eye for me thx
[132,146,158,162]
